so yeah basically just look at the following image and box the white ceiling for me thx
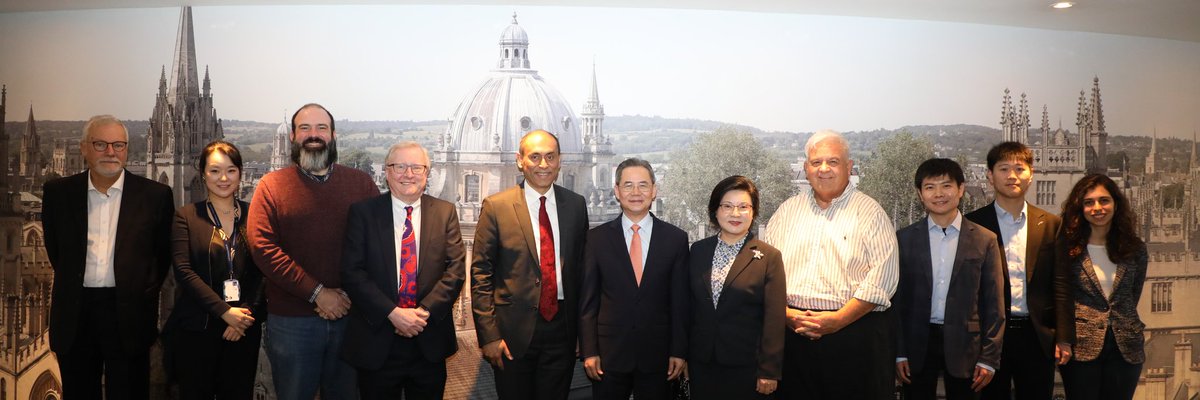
[2,0,1199,43]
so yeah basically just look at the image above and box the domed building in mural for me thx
[429,13,619,225]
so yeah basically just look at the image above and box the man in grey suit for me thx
[341,141,467,399]
[894,158,1005,400]
[472,130,589,400]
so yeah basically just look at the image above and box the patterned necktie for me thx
[630,224,643,286]
[397,206,417,308]
[538,196,558,321]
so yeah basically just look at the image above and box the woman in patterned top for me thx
[1054,173,1148,400]
[686,175,787,399]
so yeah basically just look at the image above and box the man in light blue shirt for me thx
[895,158,1005,400]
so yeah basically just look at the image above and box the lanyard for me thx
[206,201,240,279]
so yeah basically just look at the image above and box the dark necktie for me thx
[397,206,417,308]
[538,196,558,321]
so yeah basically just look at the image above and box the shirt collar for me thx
[391,194,421,211]
[86,169,126,194]
[994,201,1027,223]
[621,212,654,232]
[297,163,335,183]
[927,211,962,234]
[523,183,556,205]
[806,182,857,208]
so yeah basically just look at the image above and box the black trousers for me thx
[357,335,447,400]
[493,306,575,400]
[981,317,1056,400]
[57,288,151,400]
[171,322,262,400]
[1060,328,1142,400]
[590,367,672,400]
[780,309,894,400]
[903,324,978,400]
[689,361,772,400]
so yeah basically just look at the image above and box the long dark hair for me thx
[1059,173,1142,261]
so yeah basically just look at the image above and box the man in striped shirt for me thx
[762,129,900,399]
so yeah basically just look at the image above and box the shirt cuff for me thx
[896,357,908,363]
[852,283,893,308]
[976,362,995,373]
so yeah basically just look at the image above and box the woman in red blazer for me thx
[1054,173,1148,400]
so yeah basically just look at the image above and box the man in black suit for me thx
[341,141,467,400]
[894,158,1005,400]
[965,141,1066,399]
[579,158,689,399]
[41,115,175,400]
[472,129,589,400]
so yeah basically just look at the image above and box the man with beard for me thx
[41,115,175,400]
[248,103,380,399]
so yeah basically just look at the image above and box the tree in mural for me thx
[660,126,797,239]
[341,148,376,179]
[857,131,935,228]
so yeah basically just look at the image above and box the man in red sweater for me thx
[247,103,380,400]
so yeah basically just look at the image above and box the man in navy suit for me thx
[894,158,1005,400]
[42,115,175,400]
[579,158,689,399]
[340,141,467,399]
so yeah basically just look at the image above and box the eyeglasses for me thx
[386,163,428,174]
[719,202,753,215]
[91,141,128,152]
[619,182,653,194]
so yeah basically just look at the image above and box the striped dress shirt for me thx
[762,184,899,311]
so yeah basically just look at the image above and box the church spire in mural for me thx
[168,5,199,108]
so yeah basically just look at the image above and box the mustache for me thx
[290,137,338,172]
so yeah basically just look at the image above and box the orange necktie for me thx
[630,223,643,286]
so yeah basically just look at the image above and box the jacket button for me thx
[535,279,541,286]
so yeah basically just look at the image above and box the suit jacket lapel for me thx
[1109,257,1130,302]
[112,172,139,284]
[693,239,717,307]
[1080,253,1104,299]
[375,194,399,297]
[513,187,539,261]
[605,217,639,289]
[71,173,90,257]
[948,224,971,290]
[1025,208,1046,282]
[720,241,758,299]
[416,195,438,295]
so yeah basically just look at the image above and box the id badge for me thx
[223,279,241,302]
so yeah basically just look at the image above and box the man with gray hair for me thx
[761,129,900,399]
[42,115,175,399]
[341,141,467,399]
[247,103,380,399]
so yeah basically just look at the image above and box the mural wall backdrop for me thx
[2,4,1198,400]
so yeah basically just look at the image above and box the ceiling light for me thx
[1051,2,1075,9]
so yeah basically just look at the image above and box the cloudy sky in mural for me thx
[1,5,1198,137]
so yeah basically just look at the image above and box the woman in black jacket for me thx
[165,141,265,400]
[1054,173,1148,400]
[687,175,786,399]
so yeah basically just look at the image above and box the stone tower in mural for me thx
[1,85,21,295]
[270,114,291,171]
[999,77,1109,214]
[18,106,41,191]
[146,6,224,207]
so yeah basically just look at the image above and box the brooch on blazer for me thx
[752,249,764,260]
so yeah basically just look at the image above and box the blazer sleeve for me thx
[1053,235,1076,345]
[171,207,232,319]
[41,181,62,270]
[418,205,467,323]
[152,184,176,290]
[758,249,787,380]
[978,232,1006,369]
[340,201,399,327]
[669,232,690,358]
[578,228,602,359]
[471,197,504,346]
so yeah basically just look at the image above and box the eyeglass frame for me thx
[90,140,129,152]
[385,163,429,174]
[719,202,753,215]
[618,182,654,194]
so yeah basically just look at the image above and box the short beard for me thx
[291,137,338,173]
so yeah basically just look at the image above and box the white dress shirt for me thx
[994,202,1029,316]
[84,171,126,288]
[392,195,422,287]
[621,213,653,270]
[524,184,564,300]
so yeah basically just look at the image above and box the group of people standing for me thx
[39,103,1149,400]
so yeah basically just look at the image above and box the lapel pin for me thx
[752,249,764,260]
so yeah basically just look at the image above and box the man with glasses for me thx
[41,115,175,399]
[472,129,589,399]
[762,130,899,399]
[579,158,689,399]
[247,103,380,399]
[340,141,466,399]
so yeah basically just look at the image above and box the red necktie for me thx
[538,196,558,321]
[397,206,417,308]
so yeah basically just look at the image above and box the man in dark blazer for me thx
[472,130,589,400]
[579,158,689,399]
[41,115,175,400]
[340,142,467,399]
[895,158,1005,400]
[965,142,1065,400]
